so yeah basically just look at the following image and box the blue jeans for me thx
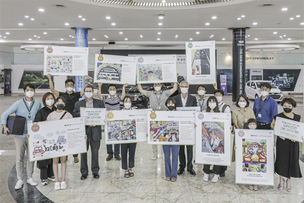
[107,144,120,155]
[163,145,180,179]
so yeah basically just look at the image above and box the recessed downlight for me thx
[31,18,35,21]
[92,38,96,40]
[38,8,45,12]
[25,15,29,18]
[281,8,288,11]
[5,32,10,35]
[111,23,116,26]
[125,38,128,40]
[175,35,178,38]
[237,18,241,20]
[189,38,193,41]
[140,35,143,38]
[290,18,294,20]
[43,32,47,34]
[196,32,200,34]
[106,16,111,19]
[253,22,257,25]
[157,32,161,35]
[205,22,210,25]
[65,23,69,26]
[222,38,225,40]
[119,32,123,34]
[273,32,277,34]
[212,16,217,19]
[82,18,86,21]
[18,23,23,26]
[158,23,163,26]
[78,15,82,18]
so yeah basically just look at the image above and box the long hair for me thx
[206,96,220,112]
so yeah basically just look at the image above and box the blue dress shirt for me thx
[253,96,278,124]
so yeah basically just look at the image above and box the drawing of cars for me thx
[33,146,45,156]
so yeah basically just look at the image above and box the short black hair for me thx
[108,84,117,89]
[165,97,177,107]
[124,96,132,104]
[260,83,271,90]
[65,79,75,85]
[197,85,206,91]
[281,97,296,108]
[247,118,257,125]
[214,89,224,96]
[236,94,250,108]
[84,85,94,92]
[23,83,35,91]
[54,96,66,105]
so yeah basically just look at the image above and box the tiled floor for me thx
[0,94,303,203]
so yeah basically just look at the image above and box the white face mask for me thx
[46,99,54,107]
[216,96,222,103]
[208,103,217,109]
[260,91,269,97]
[25,91,34,98]
[66,87,73,92]
[198,90,205,96]
[154,86,161,92]
[181,88,188,94]
[85,92,93,98]
[238,102,247,108]
[109,91,116,96]
[124,103,131,109]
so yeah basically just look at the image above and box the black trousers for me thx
[81,134,101,175]
[179,145,193,170]
[257,123,271,130]
[203,165,221,175]
[40,160,54,180]
[121,143,137,170]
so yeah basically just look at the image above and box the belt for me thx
[257,122,270,125]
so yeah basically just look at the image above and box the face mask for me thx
[198,90,205,96]
[208,103,217,110]
[25,91,34,98]
[216,96,222,103]
[248,124,257,129]
[124,103,131,109]
[238,102,247,108]
[66,87,73,92]
[260,91,269,97]
[283,108,292,113]
[85,92,93,98]
[154,86,161,92]
[46,100,54,107]
[109,91,116,96]
[181,88,188,94]
[56,104,64,110]
[167,106,176,111]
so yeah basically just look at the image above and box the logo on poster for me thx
[47,46,53,53]
[198,113,204,120]
[150,111,157,119]
[188,42,193,48]
[138,57,144,63]
[238,130,245,137]
[98,55,104,61]
[31,123,40,132]
[107,111,114,119]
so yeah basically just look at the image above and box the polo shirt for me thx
[59,91,81,114]
[253,96,278,124]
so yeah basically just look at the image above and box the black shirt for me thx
[59,91,81,114]
[34,106,54,122]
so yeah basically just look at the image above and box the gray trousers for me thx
[14,136,34,180]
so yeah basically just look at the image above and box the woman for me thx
[232,94,255,129]
[163,97,180,182]
[271,98,302,192]
[121,96,137,178]
[34,92,56,186]
[46,97,73,191]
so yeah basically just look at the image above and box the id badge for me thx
[245,118,248,122]
[258,113,262,118]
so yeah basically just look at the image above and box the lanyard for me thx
[23,98,35,119]
[258,97,268,113]
[198,98,205,111]
[154,92,162,106]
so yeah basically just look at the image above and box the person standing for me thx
[47,74,88,163]
[232,94,255,129]
[98,83,128,161]
[253,83,278,129]
[173,81,197,176]
[73,85,104,180]
[214,89,231,113]
[138,82,178,159]
[197,83,218,112]
[1,84,41,190]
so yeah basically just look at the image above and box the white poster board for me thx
[176,106,200,112]
[94,54,137,85]
[105,110,147,144]
[176,55,187,81]
[147,111,195,145]
[235,129,274,186]
[44,46,88,76]
[195,112,231,166]
[28,118,87,162]
[80,108,106,126]
[186,41,216,84]
[274,117,304,143]
[137,55,177,84]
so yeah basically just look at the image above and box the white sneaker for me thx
[54,182,60,191]
[27,178,38,186]
[60,181,67,190]
[15,179,24,190]
[203,173,209,182]
[212,174,220,183]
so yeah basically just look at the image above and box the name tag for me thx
[258,113,262,118]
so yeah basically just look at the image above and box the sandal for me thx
[128,169,134,177]
[248,185,254,190]
[286,178,291,192]
[124,170,130,178]
[278,176,285,190]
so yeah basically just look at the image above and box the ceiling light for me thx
[60,38,64,40]
[301,22,304,25]
[82,18,86,21]
[162,0,166,3]
[212,16,217,19]
[158,32,161,35]
[287,38,291,40]
[0,35,1,37]
[38,8,44,12]
[18,23,23,26]
[283,35,286,37]
[111,23,116,26]
[241,15,245,18]
[189,38,193,41]
[92,38,96,40]
[119,32,123,34]
[65,23,69,26]
[281,8,288,11]
[28,38,32,40]
[248,35,250,37]
[125,38,128,40]
[273,32,277,34]
[158,23,163,26]
[158,14,165,19]
[25,15,29,18]
[31,18,34,21]
[222,38,225,40]
[205,22,210,25]
[34,35,37,37]
[253,22,257,25]
[5,32,10,35]
[3,36,6,38]
[157,38,160,40]
[175,35,178,38]
[280,36,283,38]
[296,15,300,18]
[140,35,143,38]
[196,32,200,34]
[71,36,74,38]
[247,44,300,52]
[255,38,258,40]
[106,16,111,19]
[43,32,47,34]
[210,35,214,38]
[37,36,40,38]
[237,18,241,20]
[290,18,294,20]
[78,15,82,18]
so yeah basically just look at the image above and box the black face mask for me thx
[167,106,176,111]
[283,108,292,113]
[56,104,65,110]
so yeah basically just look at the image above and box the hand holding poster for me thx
[147,111,195,145]
[44,46,88,76]
[186,41,216,84]
[137,55,177,84]
[274,117,304,142]
[28,118,87,162]
[235,129,274,186]
[94,54,137,85]
[105,110,148,144]
[80,108,106,126]
[195,112,231,166]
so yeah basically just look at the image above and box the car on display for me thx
[245,80,283,102]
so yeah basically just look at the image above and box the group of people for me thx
[1,75,302,192]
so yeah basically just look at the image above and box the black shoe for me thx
[80,175,87,180]
[210,169,215,174]
[106,155,113,161]
[220,172,225,177]
[115,154,121,161]
[177,168,184,175]
[187,169,196,176]
[93,174,100,179]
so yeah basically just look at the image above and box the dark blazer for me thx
[173,94,197,107]
[73,98,105,141]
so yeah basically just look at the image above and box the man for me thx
[47,74,88,163]
[73,85,104,180]
[98,83,128,161]
[197,83,218,112]
[1,84,41,190]
[253,83,278,129]
[173,81,197,176]
[138,82,177,159]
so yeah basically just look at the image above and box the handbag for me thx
[2,116,26,135]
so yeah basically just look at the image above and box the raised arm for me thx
[169,82,178,96]
[137,84,147,96]
[97,82,104,101]
[47,74,59,97]
[213,82,218,90]
[120,83,128,101]
[80,75,89,97]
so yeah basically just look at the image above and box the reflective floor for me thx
[0,94,303,203]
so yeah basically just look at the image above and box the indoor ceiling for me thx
[0,0,303,52]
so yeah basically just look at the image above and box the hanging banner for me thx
[220,75,228,95]
[274,117,304,143]
[186,41,216,84]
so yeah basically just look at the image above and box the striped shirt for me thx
[104,96,121,110]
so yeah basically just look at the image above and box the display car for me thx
[245,80,283,102]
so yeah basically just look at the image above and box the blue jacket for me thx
[1,98,41,138]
